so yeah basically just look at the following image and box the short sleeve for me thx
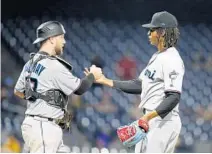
[138,69,145,80]
[52,68,81,95]
[162,60,185,93]
[14,62,30,92]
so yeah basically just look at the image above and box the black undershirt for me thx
[113,79,142,94]
[74,74,95,95]
[113,79,180,118]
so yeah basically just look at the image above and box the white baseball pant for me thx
[21,116,70,153]
[135,110,181,153]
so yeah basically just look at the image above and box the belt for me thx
[26,114,54,122]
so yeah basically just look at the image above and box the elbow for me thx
[14,89,18,96]
[74,91,84,95]
[14,89,25,99]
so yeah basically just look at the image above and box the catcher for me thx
[14,21,103,153]
[85,11,184,153]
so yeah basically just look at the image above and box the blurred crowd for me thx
[1,48,212,152]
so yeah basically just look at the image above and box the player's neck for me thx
[39,45,56,56]
[157,42,166,52]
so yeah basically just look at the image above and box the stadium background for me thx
[1,0,212,152]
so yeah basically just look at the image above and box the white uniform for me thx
[15,53,81,153]
[135,47,185,153]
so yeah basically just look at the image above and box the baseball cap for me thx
[142,11,178,28]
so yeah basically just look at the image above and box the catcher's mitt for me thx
[117,119,149,148]
[56,110,73,130]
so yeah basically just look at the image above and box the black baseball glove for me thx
[56,110,73,130]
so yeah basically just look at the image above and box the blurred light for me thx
[184,135,193,146]
[203,87,211,95]
[72,146,80,153]
[91,147,100,153]
[100,148,109,153]
[82,146,90,153]
[88,124,96,132]
[187,123,195,131]
[97,118,105,127]
[110,148,118,153]
[200,133,208,141]
[192,103,201,111]
[194,127,202,137]
[183,116,190,125]
[86,107,94,116]
[18,48,25,57]
[203,123,210,131]
[186,97,194,106]
[5,117,12,132]
[120,149,127,153]
[81,117,90,127]
[4,76,14,87]
[181,126,187,135]
[111,119,120,128]
[24,53,30,62]
[10,37,16,47]
[196,118,204,126]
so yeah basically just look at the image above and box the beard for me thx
[55,47,63,56]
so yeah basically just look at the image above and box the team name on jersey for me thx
[33,63,46,76]
[144,69,156,80]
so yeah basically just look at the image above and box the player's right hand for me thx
[84,65,103,81]
[136,118,149,132]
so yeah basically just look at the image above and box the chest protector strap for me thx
[25,52,70,109]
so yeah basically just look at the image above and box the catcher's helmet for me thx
[142,11,178,28]
[33,21,66,44]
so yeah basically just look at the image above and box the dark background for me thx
[2,0,212,24]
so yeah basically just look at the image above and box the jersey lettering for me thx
[33,63,46,76]
[144,69,156,80]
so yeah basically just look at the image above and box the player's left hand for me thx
[117,119,149,148]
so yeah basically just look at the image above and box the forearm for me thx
[143,91,181,121]
[100,77,114,87]
[155,91,180,118]
[74,73,95,95]
[100,78,142,94]
[14,90,25,99]
[113,79,142,94]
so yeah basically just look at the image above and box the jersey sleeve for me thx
[52,67,81,96]
[162,59,185,93]
[14,62,29,92]
[138,69,145,80]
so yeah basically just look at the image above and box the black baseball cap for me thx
[142,11,178,28]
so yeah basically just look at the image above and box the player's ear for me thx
[49,37,55,44]
[158,29,166,37]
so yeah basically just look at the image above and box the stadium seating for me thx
[1,16,212,151]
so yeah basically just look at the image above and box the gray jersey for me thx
[138,47,185,112]
[15,53,81,119]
